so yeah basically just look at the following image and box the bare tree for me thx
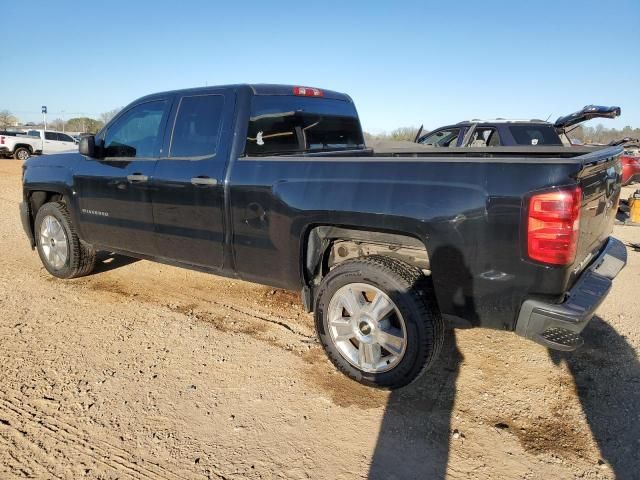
[364,126,421,143]
[390,127,420,142]
[48,118,65,131]
[100,108,122,125]
[0,110,18,129]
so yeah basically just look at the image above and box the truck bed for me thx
[236,145,622,330]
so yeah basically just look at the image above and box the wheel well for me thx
[14,144,33,153]
[27,191,64,226]
[304,226,430,288]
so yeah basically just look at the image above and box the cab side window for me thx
[169,94,224,158]
[104,100,166,158]
[58,133,75,143]
[419,128,460,147]
[44,132,58,141]
[469,128,500,147]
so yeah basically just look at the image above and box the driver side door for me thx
[73,98,172,256]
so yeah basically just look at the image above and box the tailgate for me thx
[573,146,623,274]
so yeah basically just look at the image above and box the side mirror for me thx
[79,135,96,157]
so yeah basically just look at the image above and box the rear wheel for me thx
[35,202,96,279]
[14,147,30,160]
[314,255,444,389]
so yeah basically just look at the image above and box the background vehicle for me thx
[25,129,78,153]
[20,85,626,389]
[415,105,621,147]
[620,142,640,185]
[0,132,42,160]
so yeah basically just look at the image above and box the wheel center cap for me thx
[359,321,372,335]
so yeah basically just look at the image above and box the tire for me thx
[34,201,96,279]
[14,147,30,161]
[314,255,444,389]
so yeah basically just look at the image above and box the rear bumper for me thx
[515,237,627,350]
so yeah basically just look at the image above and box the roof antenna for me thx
[545,113,552,122]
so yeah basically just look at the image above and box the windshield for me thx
[246,96,364,156]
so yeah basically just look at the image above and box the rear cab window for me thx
[245,96,364,156]
[509,125,562,146]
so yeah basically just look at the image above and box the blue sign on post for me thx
[41,106,47,114]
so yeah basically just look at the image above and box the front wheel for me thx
[314,255,444,389]
[34,201,96,279]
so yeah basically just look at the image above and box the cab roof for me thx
[136,84,353,103]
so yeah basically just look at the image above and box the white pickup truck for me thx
[0,132,42,160]
[0,129,79,160]
[25,130,78,154]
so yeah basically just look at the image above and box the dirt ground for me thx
[0,159,638,480]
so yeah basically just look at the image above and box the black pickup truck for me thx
[20,84,627,389]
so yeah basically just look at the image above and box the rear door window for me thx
[246,96,364,156]
[468,128,500,147]
[509,125,562,146]
[44,132,58,141]
[169,94,224,158]
[58,133,75,142]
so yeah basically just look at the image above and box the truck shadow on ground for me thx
[367,329,462,480]
[368,317,639,480]
[549,316,640,480]
[91,252,140,275]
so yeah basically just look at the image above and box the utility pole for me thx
[41,106,47,130]
[61,110,65,133]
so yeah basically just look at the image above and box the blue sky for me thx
[2,0,639,132]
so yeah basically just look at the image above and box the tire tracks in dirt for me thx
[0,387,185,480]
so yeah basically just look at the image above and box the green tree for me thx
[66,117,104,134]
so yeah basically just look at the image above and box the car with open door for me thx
[415,105,621,148]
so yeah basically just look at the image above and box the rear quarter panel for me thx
[229,156,584,330]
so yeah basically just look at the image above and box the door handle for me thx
[127,173,149,183]
[191,176,218,186]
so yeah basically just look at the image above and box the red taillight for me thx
[293,86,323,97]
[0,136,4,145]
[527,186,582,266]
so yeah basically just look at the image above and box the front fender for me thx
[22,154,82,237]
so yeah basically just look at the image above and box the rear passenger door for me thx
[151,91,234,268]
